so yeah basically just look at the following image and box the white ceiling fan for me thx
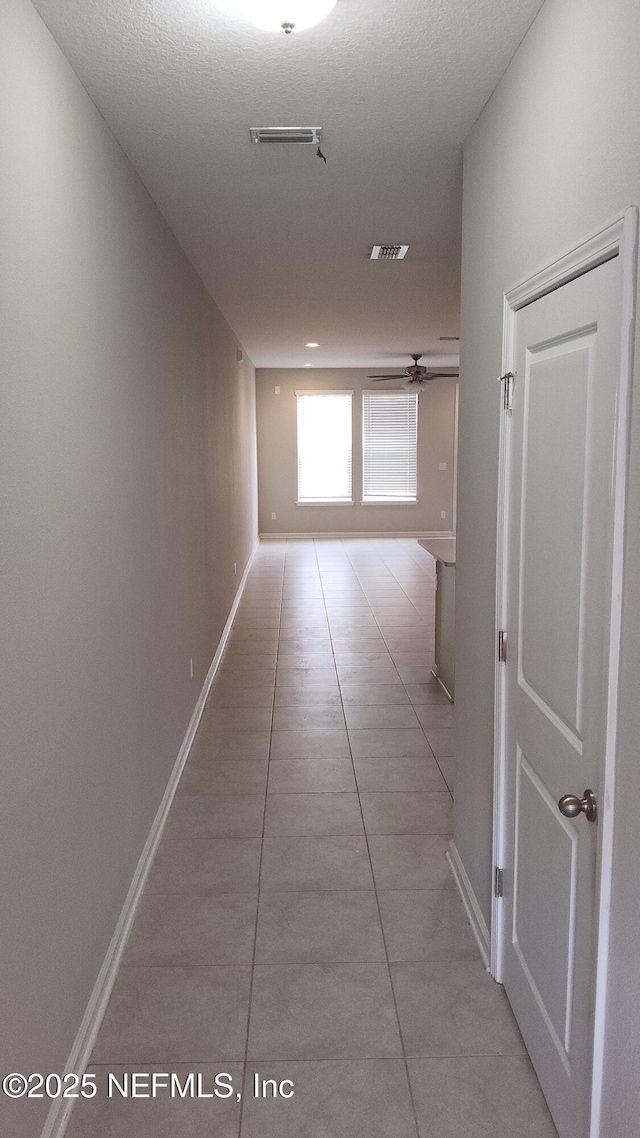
[368,354,459,391]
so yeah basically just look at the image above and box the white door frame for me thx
[491,207,638,1138]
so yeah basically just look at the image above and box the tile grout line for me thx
[343,544,457,1107]
[87,1048,530,1066]
[369,542,454,805]
[343,539,432,691]
[333,539,453,812]
[317,539,422,1138]
[219,542,449,1131]
[341,539,428,1136]
[237,549,285,1137]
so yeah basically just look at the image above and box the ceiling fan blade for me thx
[423,372,459,379]
[367,374,407,380]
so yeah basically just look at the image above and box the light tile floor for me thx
[67,538,557,1137]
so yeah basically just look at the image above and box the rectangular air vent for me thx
[250,127,322,145]
[370,245,409,260]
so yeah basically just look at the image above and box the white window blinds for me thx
[362,391,418,502]
[296,392,353,503]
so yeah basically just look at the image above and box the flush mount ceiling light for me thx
[233,0,337,33]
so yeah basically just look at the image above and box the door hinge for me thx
[499,371,515,411]
[494,867,504,898]
[498,629,507,663]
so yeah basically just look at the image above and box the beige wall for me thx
[256,368,458,535]
[455,0,640,1129]
[0,2,257,1134]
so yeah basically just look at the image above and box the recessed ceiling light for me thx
[233,0,337,34]
[303,363,313,367]
[306,342,319,348]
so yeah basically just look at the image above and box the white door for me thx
[502,255,621,1138]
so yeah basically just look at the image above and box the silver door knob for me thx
[558,789,597,823]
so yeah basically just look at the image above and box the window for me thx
[296,391,353,503]
[362,391,418,502]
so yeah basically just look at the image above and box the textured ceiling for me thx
[33,0,543,367]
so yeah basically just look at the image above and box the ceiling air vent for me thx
[370,245,409,260]
[250,127,322,145]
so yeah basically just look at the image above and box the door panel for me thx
[503,255,621,1138]
[513,751,578,1061]
[519,337,593,741]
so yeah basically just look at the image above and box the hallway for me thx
[67,539,556,1137]
[4,2,640,1134]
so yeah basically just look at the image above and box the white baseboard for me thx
[41,542,258,1138]
[259,530,455,540]
[446,840,492,971]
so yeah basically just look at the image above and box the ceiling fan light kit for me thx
[368,354,460,391]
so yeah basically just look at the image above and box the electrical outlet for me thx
[190,658,194,680]
[439,462,447,470]
[271,512,277,520]
[441,511,447,519]
[275,386,281,395]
